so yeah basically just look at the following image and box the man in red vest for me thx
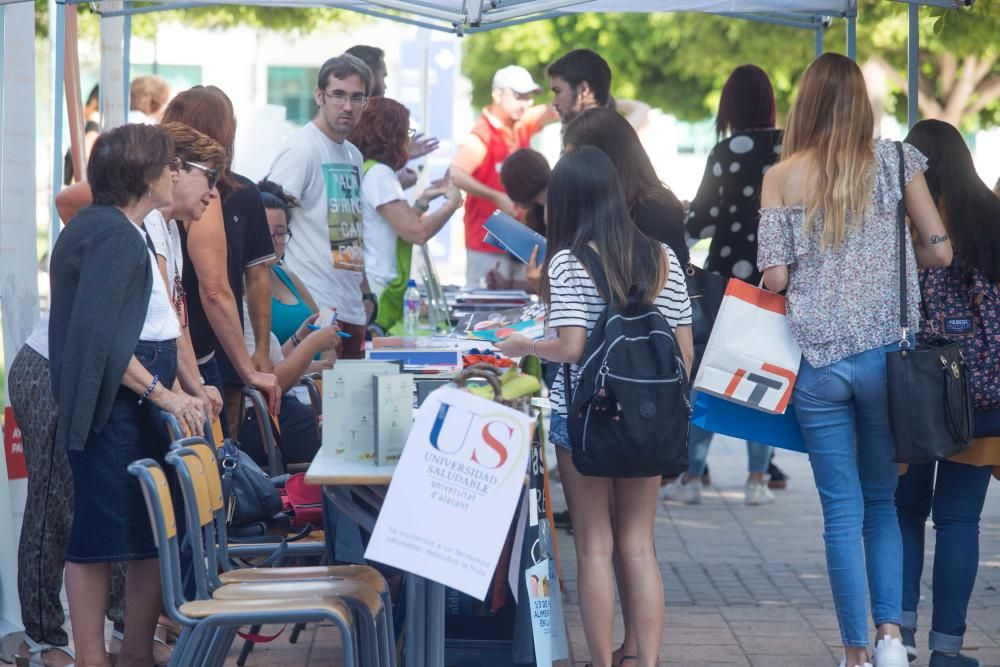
[451,65,549,288]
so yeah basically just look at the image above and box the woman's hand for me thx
[304,323,343,354]
[200,384,223,422]
[485,262,513,290]
[157,390,206,438]
[525,245,542,286]
[495,333,533,359]
[292,312,320,346]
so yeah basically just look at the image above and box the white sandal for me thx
[14,637,75,667]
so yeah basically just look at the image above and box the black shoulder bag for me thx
[885,141,974,464]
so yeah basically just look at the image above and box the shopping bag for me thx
[690,391,806,453]
[693,279,801,414]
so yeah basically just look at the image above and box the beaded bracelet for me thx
[139,375,159,405]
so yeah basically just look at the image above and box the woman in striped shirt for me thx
[498,146,692,667]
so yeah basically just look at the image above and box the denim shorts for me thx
[67,339,177,563]
[549,411,570,451]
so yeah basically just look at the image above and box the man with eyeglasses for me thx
[268,54,374,358]
[451,65,548,289]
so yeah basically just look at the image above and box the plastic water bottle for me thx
[403,279,421,336]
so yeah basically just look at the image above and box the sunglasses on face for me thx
[182,160,220,190]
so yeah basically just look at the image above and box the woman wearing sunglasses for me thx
[54,86,283,440]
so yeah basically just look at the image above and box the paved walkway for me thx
[217,435,1000,666]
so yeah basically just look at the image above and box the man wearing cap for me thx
[451,65,548,288]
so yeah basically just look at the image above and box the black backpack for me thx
[563,247,691,478]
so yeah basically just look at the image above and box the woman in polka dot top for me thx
[685,64,783,285]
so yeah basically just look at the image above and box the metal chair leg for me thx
[235,624,260,666]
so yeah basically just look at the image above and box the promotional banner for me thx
[365,387,532,600]
[693,280,801,414]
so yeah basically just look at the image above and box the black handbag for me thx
[686,262,727,380]
[886,142,974,464]
[219,438,284,530]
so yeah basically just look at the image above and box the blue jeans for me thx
[549,411,570,451]
[686,425,772,477]
[896,460,992,654]
[793,341,906,647]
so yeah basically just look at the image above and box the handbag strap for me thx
[895,141,910,345]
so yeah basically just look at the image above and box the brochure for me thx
[483,210,547,264]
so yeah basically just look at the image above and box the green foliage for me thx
[34,1,356,40]
[462,0,1000,128]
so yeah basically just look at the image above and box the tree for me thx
[462,0,1000,130]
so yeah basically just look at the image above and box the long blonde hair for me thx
[782,53,875,248]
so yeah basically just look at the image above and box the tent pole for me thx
[123,13,131,109]
[814,25,824,58]
[846,14,856,60]
[907,2,919,128]
[51,1,66,250]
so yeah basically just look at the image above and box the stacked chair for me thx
[129,434,397,666]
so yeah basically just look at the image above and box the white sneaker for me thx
[839,658,874,667]
[873,635,910,667]
[745,479,775,505]
[660,476,702,504]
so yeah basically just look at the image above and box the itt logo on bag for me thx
[723,363,797,414]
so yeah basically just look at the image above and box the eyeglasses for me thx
[322,90,369,109]
[271,230,292,243]
[182,160,220,190]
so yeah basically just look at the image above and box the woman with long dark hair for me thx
[668,64,785,506]
[562,107,688,266]
[894,119,1000,667]
[758,53,952,667]
[498,146,693,667]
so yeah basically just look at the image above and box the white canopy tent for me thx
[0,0,976,659]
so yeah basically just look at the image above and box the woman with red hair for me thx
[348,96,462,332]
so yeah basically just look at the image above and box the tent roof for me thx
[55,0,970,34]
[73,0,964,34]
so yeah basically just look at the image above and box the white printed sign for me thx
[365,387,532,599]
[525,558,569,666]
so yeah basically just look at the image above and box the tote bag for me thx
[693,279,801,415]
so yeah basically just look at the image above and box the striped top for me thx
[548,244,692,416]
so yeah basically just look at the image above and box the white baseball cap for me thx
[492,65,542,95]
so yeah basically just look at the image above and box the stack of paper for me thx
[322,361,415,465]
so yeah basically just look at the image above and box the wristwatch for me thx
[414,199,429,214]
[362,292,378,304]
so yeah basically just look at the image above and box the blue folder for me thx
[483,210,547,264]
[690,391,807,454]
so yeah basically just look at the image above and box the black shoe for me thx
[553,510,571,527]
[901,627,918,662]
[929,652,980,667]
[767,461,788,489]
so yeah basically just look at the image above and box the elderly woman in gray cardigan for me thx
[48,123,207,667]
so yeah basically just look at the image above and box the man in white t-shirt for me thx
[269,54,373,358]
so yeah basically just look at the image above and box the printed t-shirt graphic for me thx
[323,162,364,272]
